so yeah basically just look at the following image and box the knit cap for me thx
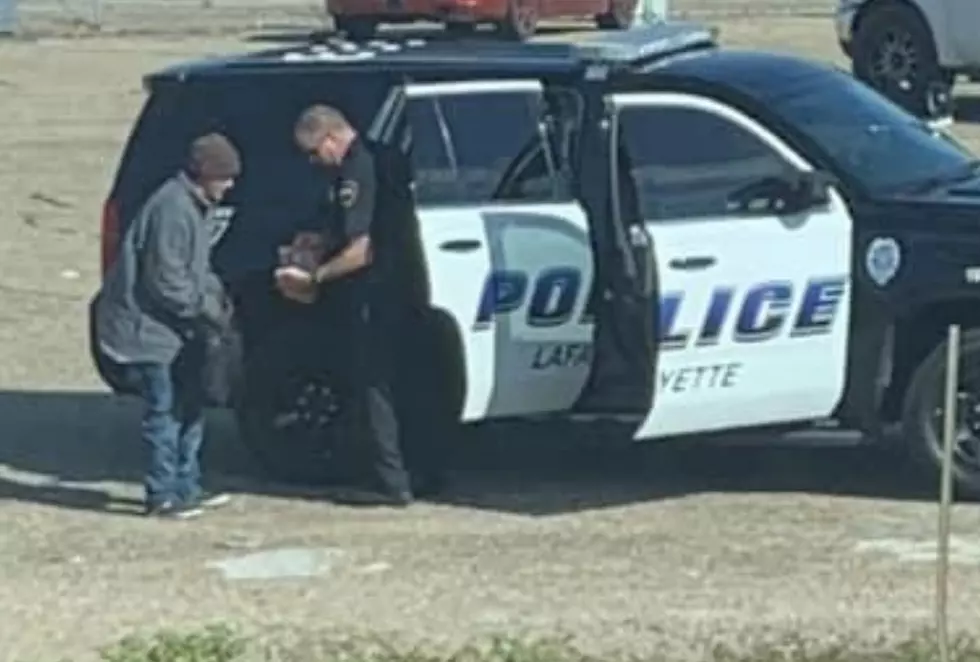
[186,133,242,180]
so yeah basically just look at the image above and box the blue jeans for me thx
[127,343,206,507]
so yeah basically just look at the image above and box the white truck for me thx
[835,0,980,120]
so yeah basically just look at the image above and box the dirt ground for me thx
[4,15,980,662]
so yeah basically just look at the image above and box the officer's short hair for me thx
[294,105,350,146]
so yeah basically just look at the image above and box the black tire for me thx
[234,311,462,488]
[496,0,537,41]
[234,321,358,486]
[851,2,954,119]
[595,0,632,30]
[901,328,980,500]
[334,15,377,39]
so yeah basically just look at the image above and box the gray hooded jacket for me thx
[94,173,228,365]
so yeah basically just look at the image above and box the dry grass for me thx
[27,627,980,662]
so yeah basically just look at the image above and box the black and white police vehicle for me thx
[91,23,980,496]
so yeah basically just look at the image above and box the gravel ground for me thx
[3,15,980,662]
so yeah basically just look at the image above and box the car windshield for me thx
[763,67,977,194]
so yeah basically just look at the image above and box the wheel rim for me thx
[869,28,919,91]
[242,368,347,479]
[271,374,344,438]
[928,365,980,478]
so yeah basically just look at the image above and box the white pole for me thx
[632,0,667,27]
[936,324,959,662]
[0,0,17,35]
[91,0,102,29]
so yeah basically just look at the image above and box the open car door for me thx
[374,79,603,423]
[604,91,853,440]
[570,83,659,417]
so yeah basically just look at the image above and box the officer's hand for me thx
[275,265,317,304]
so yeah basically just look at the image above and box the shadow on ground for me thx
[0,389,954,517]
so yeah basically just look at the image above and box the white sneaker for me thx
[196,490,232,509]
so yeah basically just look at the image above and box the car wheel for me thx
[496,0,537,40]
[596,0,633,30]
[235,334,356,487]
[851,2,954,119]
[901,328,980,500]
[334,15,377,39]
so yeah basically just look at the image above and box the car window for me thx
[763,68,976,194]
[404,91,570,206]
[616,105,795,221]
[111,76,391,282]
[111,84,216,225]
[495,88,583,203]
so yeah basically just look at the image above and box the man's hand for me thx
[275,265,318,304]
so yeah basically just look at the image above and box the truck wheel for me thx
[496,0,537,40]
[334,16,377,39]
[901,328,980,499]
[596,0,633,30]
[851,2,953,119]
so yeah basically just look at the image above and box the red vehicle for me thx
[327,0,637,40]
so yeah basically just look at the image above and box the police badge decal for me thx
[865,236,902,287]
[338,180,358,209]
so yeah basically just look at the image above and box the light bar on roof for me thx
[282,36,427,62]
[572,20,717,64]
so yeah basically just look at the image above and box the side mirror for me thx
[727,170,836,215]
[798,169,837,206]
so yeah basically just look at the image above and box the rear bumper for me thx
[328,0,509,21]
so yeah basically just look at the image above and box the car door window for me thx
[403,90,571,207]
[616,105,796,221]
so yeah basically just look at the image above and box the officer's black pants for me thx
[343,298,413,496]
[349,379,411,495]
[324,287,451,495]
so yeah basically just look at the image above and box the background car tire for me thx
[496,0,538,40]
[901,328,980,500]
[595,0,633,30]
[851,2,954,119]
[334,15,378,39]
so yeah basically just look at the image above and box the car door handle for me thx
[439,239,482,253]
[668,256,716,270]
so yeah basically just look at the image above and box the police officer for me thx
[275,104,421,507]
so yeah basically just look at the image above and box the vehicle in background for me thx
[326,0,637,40]
[835,0,980,122]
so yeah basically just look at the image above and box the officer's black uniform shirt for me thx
[320,135,380,306]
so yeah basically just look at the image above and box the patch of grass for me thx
[98,624,248,662]
[28,626,980,662]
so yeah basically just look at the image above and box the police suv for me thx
[91,23,980,496]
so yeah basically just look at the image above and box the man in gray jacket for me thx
[94,133,241,519]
